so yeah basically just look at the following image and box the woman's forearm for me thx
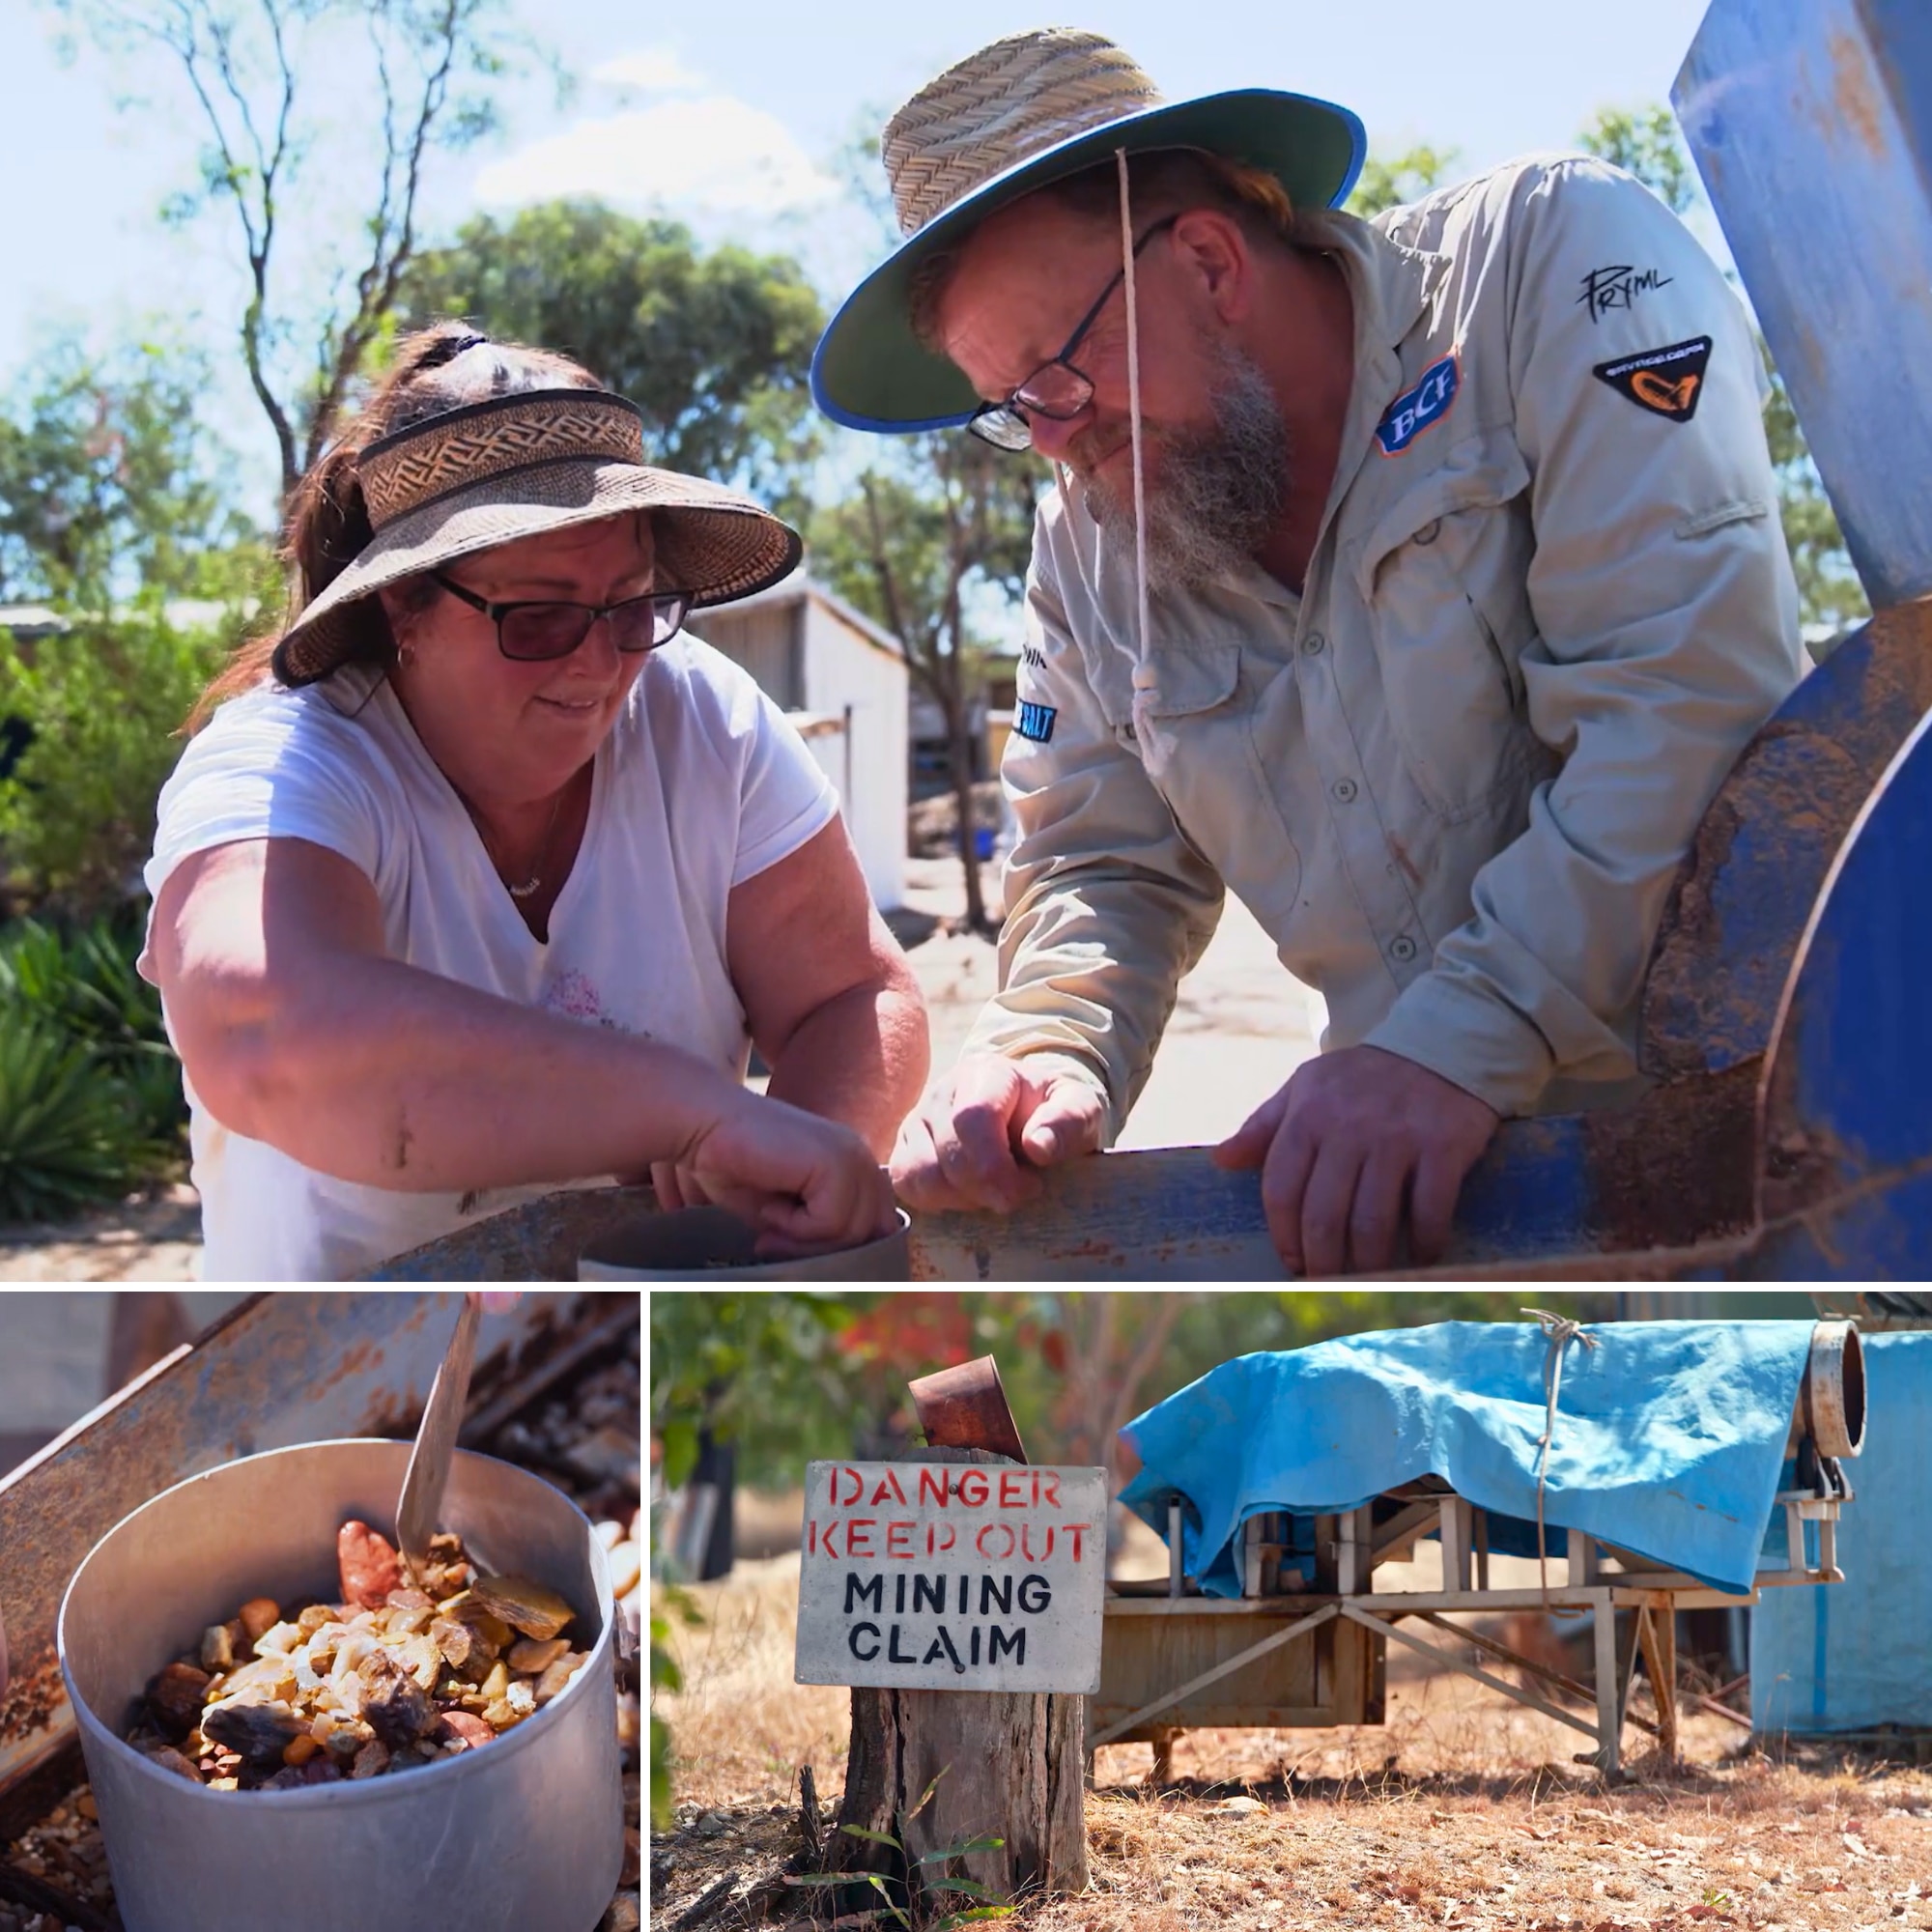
[763,975,929,1160]
[208,949,746,1193]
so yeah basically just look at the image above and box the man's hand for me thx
[1212,1045,1499,1275]
[891,1054,1107,1211]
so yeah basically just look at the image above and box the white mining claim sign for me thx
[794,1462,1108,1693]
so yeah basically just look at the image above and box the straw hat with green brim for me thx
[811,29,1366,435]
[271,387,803,688]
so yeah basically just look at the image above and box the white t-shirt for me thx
[143,639,838,1281]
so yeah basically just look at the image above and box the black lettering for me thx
[971,1625,981,1665]
[888,1623,917,1663]
[922,1626,968,1674]
[895,1574,906,1614]
[958,1574,967,1615]
[980,1574,1013,1615]
[1018,1573,1051,1613]
[913,1574,946,1615]
[844,1573,883,1614]
[849,1621,881,1662]
[987,1624,1025,1666]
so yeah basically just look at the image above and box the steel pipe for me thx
[1786,1321,1866,1460]
[59,1439,622,1932]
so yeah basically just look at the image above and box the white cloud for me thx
[473,97,839,215]
[590,48,704,96]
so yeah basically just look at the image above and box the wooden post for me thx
[1636,1593,1680,1764]
[829,1448,1089,1920]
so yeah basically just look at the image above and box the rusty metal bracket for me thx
[907,1356,1027,1462]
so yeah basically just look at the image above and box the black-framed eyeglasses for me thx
[966,213,1181,453]
[431,571,693,662]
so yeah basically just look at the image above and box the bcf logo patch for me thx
[1375,353,1460,456]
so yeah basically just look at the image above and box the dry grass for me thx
[652,1558,1932,1932]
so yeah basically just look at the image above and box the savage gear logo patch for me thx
[1577,263,1674,324]
[1375,353,1459,456]
[1593,335,1711,422]
[1014,700,1057,744]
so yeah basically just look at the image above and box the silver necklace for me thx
[480,789,566,901]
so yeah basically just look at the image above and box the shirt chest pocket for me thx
[1351,432,1539,823]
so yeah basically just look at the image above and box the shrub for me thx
[0,608,234,918]
[0,910,185,1224]
[0,1015,170,1224]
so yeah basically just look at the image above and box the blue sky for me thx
[4,0,1715,514]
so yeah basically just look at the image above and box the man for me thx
[813,30,1803,1274]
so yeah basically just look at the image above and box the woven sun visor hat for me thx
[810,29,1367,434]
[271,387,803,688]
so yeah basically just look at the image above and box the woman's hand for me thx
[678,1090,895,1256]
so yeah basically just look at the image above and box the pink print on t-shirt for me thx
[542,968,617,1029]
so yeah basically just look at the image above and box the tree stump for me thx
[829,1449,1089,1921]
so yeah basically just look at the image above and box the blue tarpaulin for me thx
[1118,1321,1817,1598]
[1751,1331,1931,1734]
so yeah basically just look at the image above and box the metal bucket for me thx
[59,1438,623,1932]
[577,1205,910,1280]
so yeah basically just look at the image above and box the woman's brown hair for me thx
[186,322,602,730]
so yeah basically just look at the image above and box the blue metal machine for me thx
[382,0,1932,1283]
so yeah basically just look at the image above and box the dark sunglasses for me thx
[431,570,692,662]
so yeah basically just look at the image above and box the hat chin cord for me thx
[1116,147,1174,777]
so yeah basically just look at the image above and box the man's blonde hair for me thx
[908,148,1296,352]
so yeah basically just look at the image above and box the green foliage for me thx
[0,610,240,917]
[649,1291,874,1490]
[1577,102,1868,636]
[648,1578,702,1832]
[0,333,270,609]
[1577,105,1699,216]
[397,203,827,512]
[792,1768,1015,1929]
[1347,145,1461,218]
[0,908,184,1222]
[0,1016,162,1223]
[649,1291,1597,1493]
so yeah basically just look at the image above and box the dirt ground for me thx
[0,855,1319,1280]
[650,1548,1932,1932]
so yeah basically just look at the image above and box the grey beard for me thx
[1083,347,1291,592]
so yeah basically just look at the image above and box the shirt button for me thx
[1390,934,1418,963]
[1412,519,1441,546]
[1332,778,1358,803]
[1301,632,1326,655]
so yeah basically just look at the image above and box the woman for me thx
[143,323,928,1279]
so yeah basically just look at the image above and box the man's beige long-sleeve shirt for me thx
[963,155,1804,1129]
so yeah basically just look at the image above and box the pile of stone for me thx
[125,1519,586,1791]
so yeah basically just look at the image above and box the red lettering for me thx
[925,1522,956,1556]
[1031,1469,1042,1507]
[846,1519,876,1557]
[807,1520,817,1555]
[821,1520,841,1560]
[1065,1522,1086,1562]
[918,1467,950,1507]
[999,1471,1026,1508]
[958,1471,989,1507]
[1040,1472,1062,1508]
[887,1520,915,1558]
[1021,1524,1056,1561]
[977,1521,1016,1560]
[870,1469,908,1507]
[837,1466,864,1506]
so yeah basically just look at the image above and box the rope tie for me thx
[1116,148,1172,777]
[1524,1307,1599,1615]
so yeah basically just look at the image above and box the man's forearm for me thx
[964,870,1221,1138]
